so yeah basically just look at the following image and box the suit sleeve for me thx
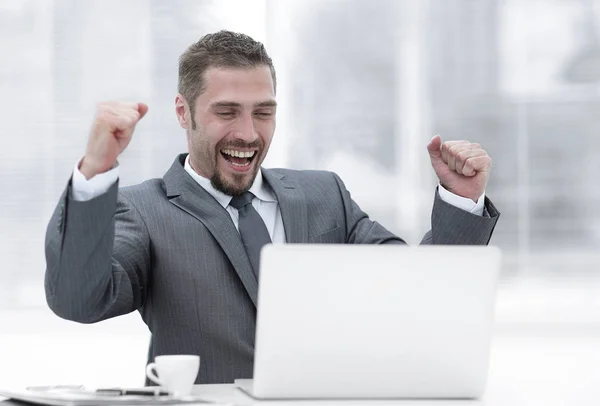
[44,178,150,323]
[420,187,500,245]
[332,173,499,246]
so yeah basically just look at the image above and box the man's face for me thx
[177,66,277,196]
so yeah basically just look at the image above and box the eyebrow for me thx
[210,100,277,109]
[255,100,277,108]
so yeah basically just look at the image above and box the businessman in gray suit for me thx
[45,30,499,384]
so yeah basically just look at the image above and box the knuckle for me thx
[449,142,466,153]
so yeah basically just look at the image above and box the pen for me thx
[96,388,171,396]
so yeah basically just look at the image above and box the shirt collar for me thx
[183,155,277,209]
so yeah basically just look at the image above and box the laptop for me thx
[236,244,501,399]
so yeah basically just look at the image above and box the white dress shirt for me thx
[71,157,485,241]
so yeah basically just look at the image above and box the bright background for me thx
[0,0,599,389]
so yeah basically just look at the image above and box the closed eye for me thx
[254,111,274,118]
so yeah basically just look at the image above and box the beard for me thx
[209,138,264,196]
[210,168,259,196]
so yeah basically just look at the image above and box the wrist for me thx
[439,183,479,203]
[79,156,114,180]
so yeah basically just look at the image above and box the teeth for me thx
[230,160,251,167]
[222,149,255,158]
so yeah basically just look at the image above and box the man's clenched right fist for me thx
[79,101,148,180]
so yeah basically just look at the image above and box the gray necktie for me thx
[229,192,272,278]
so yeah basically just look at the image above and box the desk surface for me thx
[1,327,598,406]
[187,329,600,406]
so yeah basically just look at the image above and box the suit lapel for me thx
[262,169,309,244]
[163,155,258,307]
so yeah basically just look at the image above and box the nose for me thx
[232,112,257,143]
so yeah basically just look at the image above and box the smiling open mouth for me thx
[220,148,257,167]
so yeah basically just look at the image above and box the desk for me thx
[180,328,600,405]
[1,327,598,406]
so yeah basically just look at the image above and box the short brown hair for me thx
[178,30,277,128]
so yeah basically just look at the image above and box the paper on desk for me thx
[0,386,233,406]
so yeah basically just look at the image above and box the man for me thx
[45,30,499,384]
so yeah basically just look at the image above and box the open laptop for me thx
[235,244,501,399]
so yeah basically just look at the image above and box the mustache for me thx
[218,139,263,150]
[219,141,262,150]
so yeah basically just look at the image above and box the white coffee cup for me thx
[145,355,200,396]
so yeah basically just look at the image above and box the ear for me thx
[175,94,189,129]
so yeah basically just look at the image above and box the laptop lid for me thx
[251,244,501,399]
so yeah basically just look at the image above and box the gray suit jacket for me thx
[44,154,499,384]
